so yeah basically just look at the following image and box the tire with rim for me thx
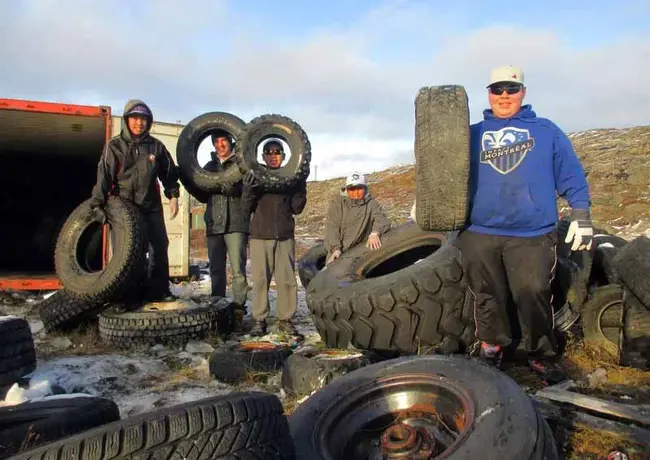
[306,222,474,355]
[414,85,470,232]
[209,342,293,384]
[98,298,234,348]
[297,240,327,288]
[0,317,36,395]
[281,347,377,399]
[176,111,247,193]
[0,396,120,459]
[611,235,650,309]
[237,114,311,192]
[582,284,650,354]
[12,392,295,460]
[54,196,148,303]
[289,354,558,459]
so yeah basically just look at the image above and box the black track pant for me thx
[456,229,558,357]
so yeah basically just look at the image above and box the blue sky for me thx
[1,0,649,179]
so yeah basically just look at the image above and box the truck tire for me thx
[414,85,470,231]
[209,342,293,384]
[281,348,377,399]
[176,111,247,194]
[0,396,120,459]
[12,392,295,460]
[611,236,650,309]
[237,114,311,192]
[0,317,36,394]
[306,222,474,354]
[290,354,558,459]
[590,245,621,287]
[98,299,232,348]
[54,196,148,303]
[37,289,107,332]
[297,241,327,288]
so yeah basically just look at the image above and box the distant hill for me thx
[295,125,650,240]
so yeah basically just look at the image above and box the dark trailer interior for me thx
[0,99,111,290]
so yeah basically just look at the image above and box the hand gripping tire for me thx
[54,196,148,303]
[290,354,558,459]
[414,85,471,232]
[176,111,247,193]
[306,221,474,354]
[237,114,311,192]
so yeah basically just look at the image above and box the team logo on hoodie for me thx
[480,127,535,174]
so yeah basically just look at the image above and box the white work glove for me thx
[367,232,382,250]
[327,249,341,264]
[564,209,593,251]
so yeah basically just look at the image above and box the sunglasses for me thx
[489,84,523,95]
[263,150,283,155]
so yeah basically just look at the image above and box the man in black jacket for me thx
[89,99,180,302]
[242,140,307,336]
[189,130,250,317]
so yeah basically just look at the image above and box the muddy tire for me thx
[290,354,558,459]
[209,342,293,383]
[12,392,295,460]
[237,114,311,192]
[0,317,36,394]
[581,284,625,353]
[297,241,327,288]
[414,85,470,232]
[612,236,650,309]
[618,290,650,369]
[54,196,148,303]
[97,299,233,348]
[281,348,377,399]
[590,245,621,286]
[37,289,106,332]
[176,111,247,193]
[0,396,120,458]
[306,222,474,354]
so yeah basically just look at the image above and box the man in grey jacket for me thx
[324,172,391,264]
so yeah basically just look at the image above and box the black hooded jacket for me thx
[190,153,250,235]
[89,99,180,212]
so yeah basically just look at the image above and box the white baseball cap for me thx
[345,172,366,188]
[487,65,524,87]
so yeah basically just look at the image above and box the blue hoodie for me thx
[467,104,591,237]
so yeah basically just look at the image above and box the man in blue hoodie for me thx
[457,65,593,366]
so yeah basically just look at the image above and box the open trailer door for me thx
[0,98,112,291]
[111,117,190,279]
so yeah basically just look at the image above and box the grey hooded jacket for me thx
[323,189,391,254]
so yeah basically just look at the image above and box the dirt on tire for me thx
[12,392,294,460]
[0,316,36,394]
[306,222,474,355]
[237,114,311,192]
[54,196,148,303]
[414,85,470,232]
[176,111,247,193]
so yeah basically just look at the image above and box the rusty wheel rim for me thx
[313,373,476,459]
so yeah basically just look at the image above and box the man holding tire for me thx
[457,66,592,366]
[89,100,180,302]
[324,172,391,264]
[242,140,307,336]
[188,130,250,321]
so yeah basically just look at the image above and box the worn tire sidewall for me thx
[290,355,542,459]
[176,111,247,193]
[237,114,311,191]
[298,241,327,288]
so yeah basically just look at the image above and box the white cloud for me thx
[0,1,648,181]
